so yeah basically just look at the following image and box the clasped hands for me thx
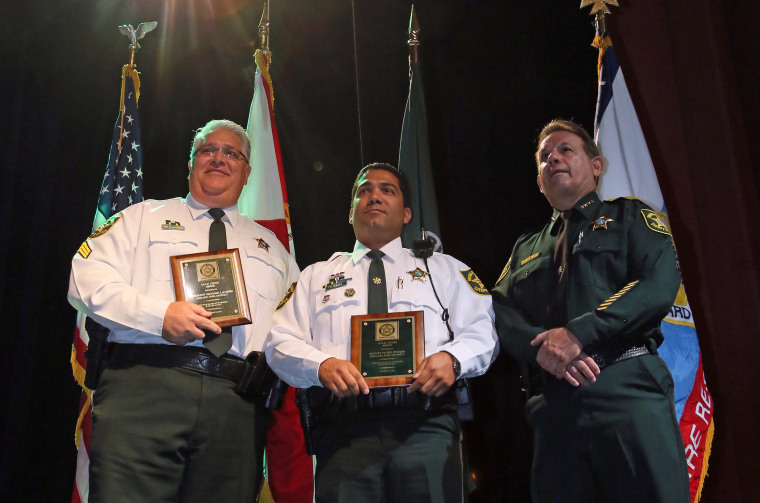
[530,327,600,386]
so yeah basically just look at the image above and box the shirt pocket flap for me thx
[391,283,439,310]
[513,254,550,285]
[149,228,200,281]
[314,289,361,315]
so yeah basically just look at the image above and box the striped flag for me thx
[239,48,314,502]
[593,32,713,502]
[239,50,293,254]
[71,64,144,503]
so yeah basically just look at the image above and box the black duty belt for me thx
[302,385,458,416]
[105,343,247,383]
[590,343,655,370]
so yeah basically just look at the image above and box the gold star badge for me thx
[592,216,614,231]
[580,0,619,15]
[256,237,270,252]
[407,267,429,282]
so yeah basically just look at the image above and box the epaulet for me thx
[250,219,278,239]
[327,251,350,262]
[603,196,646,204]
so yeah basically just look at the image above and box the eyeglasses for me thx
[194,145,248,163]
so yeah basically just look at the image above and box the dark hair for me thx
[350,162,412,210]
[535,119,601,169]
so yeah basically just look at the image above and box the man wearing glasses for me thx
[68,119,299,502]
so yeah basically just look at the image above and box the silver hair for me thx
[189,119,251,166]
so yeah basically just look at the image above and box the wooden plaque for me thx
[170,248,252,328]
[350,310,424,388]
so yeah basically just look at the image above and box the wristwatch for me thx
[449,352,461,378]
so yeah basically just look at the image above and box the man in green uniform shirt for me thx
[492,119,690,502]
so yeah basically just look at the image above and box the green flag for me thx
[398,60,442,251]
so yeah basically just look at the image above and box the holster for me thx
[295,387,321,456]
[520,361,554,399]
[454,378,474,422]
[83,317,110,390]
[234,351,288,409]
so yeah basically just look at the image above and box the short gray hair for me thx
[189,119,251,164]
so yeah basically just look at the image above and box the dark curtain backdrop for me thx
[1,1,757,502]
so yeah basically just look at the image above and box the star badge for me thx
[256,237,270,252]
[407,267,429,282]
[592,216,614,231]
[372,277,382,285]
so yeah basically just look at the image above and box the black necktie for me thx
[548,210,572,327]
[204,208,232,357]
[366,249,387,314]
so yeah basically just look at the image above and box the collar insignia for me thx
[592,216,614,231]
[161,220,185,231]
[579,199,594,209]
[256,238,270,252]
[408,267,429,282]
[324,272,352,291]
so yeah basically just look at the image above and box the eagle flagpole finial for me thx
[119,21,158,65]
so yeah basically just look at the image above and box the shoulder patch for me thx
[276,281,297,311]
[89,215,122,239]
[459,268,490,296]
[495,257,511,286]
[77,241,92,259]
[641,209,671,235]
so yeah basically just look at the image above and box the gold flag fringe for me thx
[694,419,714,502]
[117,64,141,153]
[591,34,612,81]
[254,50,274,107]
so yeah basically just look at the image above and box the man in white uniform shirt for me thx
[265,163,497,503]
[68,119,299,502]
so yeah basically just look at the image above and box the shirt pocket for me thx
[573,228,622,291]
[511,254,551,309]
[313,290,361,347]
[391,284,441,348]
[149,228,200,281]
[241,244,286,304]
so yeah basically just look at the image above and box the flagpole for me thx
[70,22,155,503]
[398,5,443,251]
[408,5,419,64]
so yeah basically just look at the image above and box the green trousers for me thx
[313,408,463,503]
[89,364,265,503]
[527,355,690,503]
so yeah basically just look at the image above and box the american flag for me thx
[71,63,144,503]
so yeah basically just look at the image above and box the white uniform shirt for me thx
[68,194,300,357]
[264,237,498,388]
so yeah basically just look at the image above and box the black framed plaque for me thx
[350,311,424,387]
[170,249,252,328]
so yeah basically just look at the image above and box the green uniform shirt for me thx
[492,191,680,364]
